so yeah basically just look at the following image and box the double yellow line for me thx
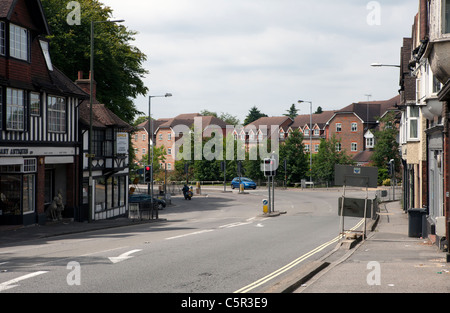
[234,218,365,293]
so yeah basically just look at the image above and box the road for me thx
[0,187,372,293]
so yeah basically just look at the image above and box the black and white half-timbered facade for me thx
[0,0,89,225]
[76,72,132,222]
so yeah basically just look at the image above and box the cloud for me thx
[103,0,419,121]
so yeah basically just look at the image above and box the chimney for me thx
[75,70,97,101]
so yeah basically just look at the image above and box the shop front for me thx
[0,161,36,225]
[0,147,78,226]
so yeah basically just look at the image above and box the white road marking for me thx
[165,230,214,241]
[0,271,48,292]
[108,249,142,264]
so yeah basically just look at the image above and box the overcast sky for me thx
[102,0,418,123]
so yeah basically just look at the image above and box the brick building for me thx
[0,0,87,225]
[132,118,169,166]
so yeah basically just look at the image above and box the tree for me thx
[314,106,323,114]
[284,104,299,119]
[41,0,148,124]
[370,112,400,173]
[200,110,240,126]
[244,106,268,125]
[312,136,354,183]
[279,130,308,184]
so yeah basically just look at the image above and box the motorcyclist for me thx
[182,184,190,199]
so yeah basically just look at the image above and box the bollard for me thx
[263,199,269,214]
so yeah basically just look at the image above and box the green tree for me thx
[279,130,308,184]
[314,106,323,114]
[371,112,400,173]
[41,0,148,123]
[244,106,268,125]
[284,104,299,119]
[312,136,354,183]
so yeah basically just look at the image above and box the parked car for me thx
[231,177,257,190]
[129,194,166,210]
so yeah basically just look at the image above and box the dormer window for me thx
[10,24,29,61]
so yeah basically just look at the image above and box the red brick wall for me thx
[131,129,149,165]
[328,113,364,155]
[156,129,176,170]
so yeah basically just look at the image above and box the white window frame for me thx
[47,95,66,133]
[0,22,5,56]
[6,88,25,131]
[351,123,358,132]
[304,144,310,152]
[351,142,358,152]
[407,106,420,141]
[336,123,342,132]
[366,137,375,148]
[336,143,342,152]
[10,24,29,61]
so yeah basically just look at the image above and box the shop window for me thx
[22,175,35,214]
[0,175,21,216]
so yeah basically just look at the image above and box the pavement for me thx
[1,200,449,293]
[290,201,450,293]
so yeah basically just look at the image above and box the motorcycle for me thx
[184,190,193,200]
[183,186,193,200]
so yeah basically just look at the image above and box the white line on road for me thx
[165,230,215,241]
[219,222,252,229]
[235,218,365,293]
[0,271,48,292]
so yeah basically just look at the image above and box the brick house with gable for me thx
[154,113,229,171]
[0,0,88,225]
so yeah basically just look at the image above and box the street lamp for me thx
[148,93,172,219]
[370,63,400,68]
[298,100,313,183]
[88,19,125,223]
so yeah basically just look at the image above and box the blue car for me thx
[231,177,257,190]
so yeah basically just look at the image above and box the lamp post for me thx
[88,19,124,223]
[370,63,400,68]
[298,100,313,183]
[148,93,172,219]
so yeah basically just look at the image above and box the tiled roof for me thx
[246,116,293,131]
[291,111,336,129]
[337,95,400,123]
[79,102,132,131]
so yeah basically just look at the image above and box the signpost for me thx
[262,155,278,214]
[335,164,378,240]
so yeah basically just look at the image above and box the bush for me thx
[382,178,391,186]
